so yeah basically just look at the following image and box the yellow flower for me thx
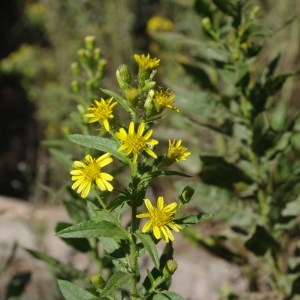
[70,153,113,198]
[147,16,174,33]
[115,122,158,163]
[137,196,182,243]
[165,139,191,164]
[84,97,117,131]
[153,89,179,113]
[134,53,160,70]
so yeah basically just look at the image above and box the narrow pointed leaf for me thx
[56,220,129,240]
[153,291,184,300]
[176,213,214,227]
[101,88,132,112]
[68,134,128,164]
[136,231,160,269]
[58,280,97,300]
[100,271,132,297]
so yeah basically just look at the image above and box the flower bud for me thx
[125,88,139,104]
[250,6,260,20]
[180,185,195,204]
[85,35,96,51]
[90,274,105,289]
[202,17,212,31]
[94,48,101,60]
[163,260,178,277]
[70,62,80,75]
[116,64,131,91]
[71,80,80,93]
[144,89,155,112]
[77,49,90,67]
[143,80,156,92]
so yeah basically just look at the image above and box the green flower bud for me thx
[163,260,178,277]
[85,35,96,51]
[116,64,131,91]
[71,80,80,93]
[125,88,139,104]
[97,59,107,72]
[94,48,101,60]
[202,17,212,31]
[144,89,154,112]
[143,80,156,92]
[90,274,105,289]
[180,185,195,204]
[77,49,90,67]
[250,6,260,20]
[70,62,80,75]
[77,48,86,59]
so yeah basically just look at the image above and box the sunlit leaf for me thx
[153,291,184,300]
[56,220,129,240]
[100,271,132,297]
[136,231,160,269]
[58,280,96,300]
[176,213,214,227]
[69,134,128,164]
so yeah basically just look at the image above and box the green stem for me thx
[130,163,139,299]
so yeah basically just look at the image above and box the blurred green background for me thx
[0,0,299,201]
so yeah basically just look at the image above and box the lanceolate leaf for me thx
[153,291,184,300]
[58,280,97,300]
[25,249,84,279]
[136,231,160,269]
[56,220,129,240]
[176,213,214,227]
[151,170,191,178]
[100,271,132,297]
[101,88,132,112]
[68,134,128,164]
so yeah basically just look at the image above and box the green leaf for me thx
[100,271,132,297]
[49,148,73,168]
[153,291,184,300]
[151,170,191,178]
[101,88,132,112]
[265,72,299,96]
[25,249,84,279]
[136,231,160,269]
[55,222,91,253]
[245,225,280,256]
[58,280,96,300]
[68,134,129,164]
[56,220,129,240]
[199,156,253,190]
[87,200,108,221]
[4,272,31,299]
[176,213,214,227]
[179,185,195,204]
[211,0,237,17]
[180,62,217,92]
[266,54,281,79]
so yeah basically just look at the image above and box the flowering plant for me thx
[42,37,213,299]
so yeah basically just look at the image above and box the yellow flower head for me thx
[137,196,182,243]
[115,122,158,163]
[147,16,174,33]
[153,89,179,113]
[134,53,160,71]
[84,97,117,131]
[165,139,191,165]
[70,153,113,198]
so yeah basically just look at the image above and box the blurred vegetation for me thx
[1,0,300,299]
